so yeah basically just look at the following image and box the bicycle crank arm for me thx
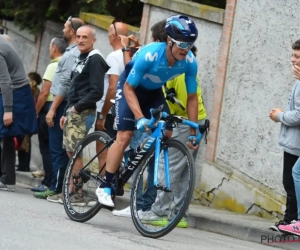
[155,185,172,192]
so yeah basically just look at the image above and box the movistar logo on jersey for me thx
[143,74,162,83]
[185,54,194,63]
[145,52,158,62]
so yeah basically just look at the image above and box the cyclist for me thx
[96,15,200,207]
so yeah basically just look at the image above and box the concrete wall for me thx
[217,0,300,193]
[196,0,300,218]
[2,21,36,74]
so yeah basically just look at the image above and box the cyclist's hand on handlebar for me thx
[137,117,150,132]
[187,135,199,150]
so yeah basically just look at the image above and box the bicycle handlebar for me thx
[147,105,210,144]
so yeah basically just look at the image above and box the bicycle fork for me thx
[153,137,171,192]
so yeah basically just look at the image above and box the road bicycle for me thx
[62,105,209,238]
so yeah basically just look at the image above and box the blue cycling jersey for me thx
[126,42,198,94]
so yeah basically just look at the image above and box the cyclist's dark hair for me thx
[51,36,68,54]
[151,20,167,42]
[292,39,300,50]
[28,72,42,86]
[191,45,197,57]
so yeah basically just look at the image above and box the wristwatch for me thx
[98,113,106,120]
[122,46,130,52]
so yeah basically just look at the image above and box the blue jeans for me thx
[292,157,300,220]
[38,102,53,187]
[48,101,69,193]
[130,130,156,211]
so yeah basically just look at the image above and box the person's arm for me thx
[0,54,13,127]
[74,57,108,112]
[101,74,119,117]
[36,80,51,114]
[0,54,13,112]
[123,82,144,120]
[119,35,131,65]
[184,56,199,135]
[277,108,300,126]
[56,52,78,99]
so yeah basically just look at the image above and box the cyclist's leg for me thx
[95,113,116,177]
[97,71,135,206]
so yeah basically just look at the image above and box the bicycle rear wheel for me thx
[63,131,112,222]
[130,138,195,238]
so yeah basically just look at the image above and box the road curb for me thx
[188,214,299,250]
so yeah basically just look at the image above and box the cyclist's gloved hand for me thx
[187,135,198,149]
[137,117,149,132]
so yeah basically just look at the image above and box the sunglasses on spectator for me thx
[68,16,74,30]
[170,38,193,50]
[112,19,123,36]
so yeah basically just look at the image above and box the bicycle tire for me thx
[130,138,195,238]
[63,131,112,223]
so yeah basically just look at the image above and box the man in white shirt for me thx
[96,20,128,136]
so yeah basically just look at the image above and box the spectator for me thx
[16,72,42,173]
[0,34,37,191]
[33,16,84,200]
[59,25,110,204]
[31,37,67,193]
[272,39,300,234]
[268,39,300,231]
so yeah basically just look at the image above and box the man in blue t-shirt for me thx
[96,15,200,207]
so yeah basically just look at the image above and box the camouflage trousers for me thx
[63,108,96,152]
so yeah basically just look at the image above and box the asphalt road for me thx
[0,185,283,250]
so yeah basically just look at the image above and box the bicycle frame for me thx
[77,105,209,197]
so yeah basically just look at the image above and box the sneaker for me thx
[141,210,167,224]
[278,220,300,236]
[176,217,188,228]
[95,187,114,207]
[142,210,188,228]
[70,193,86,207]
[269,220,290,232]
[31,170,45,178]
[47,193,63,203]
[31,185,48,192]
[33,189,56,199]
[138,210,149,217]
[0,182,15,192]
[112,206,131,217]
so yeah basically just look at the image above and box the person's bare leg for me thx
[96,131,132,207]
[105,131,132,174]
[67,151,84,193]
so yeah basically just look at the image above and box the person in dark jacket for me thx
[59,25,109,203]
[0,34,38,191]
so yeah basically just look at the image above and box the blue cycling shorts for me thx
[115,70,172,132]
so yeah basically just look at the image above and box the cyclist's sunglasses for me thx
[170,38,193,50]
[112,19,123,36]
[67,16,74,30]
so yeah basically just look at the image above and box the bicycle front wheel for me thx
[63,131,112,223]
[130,138,195,238]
